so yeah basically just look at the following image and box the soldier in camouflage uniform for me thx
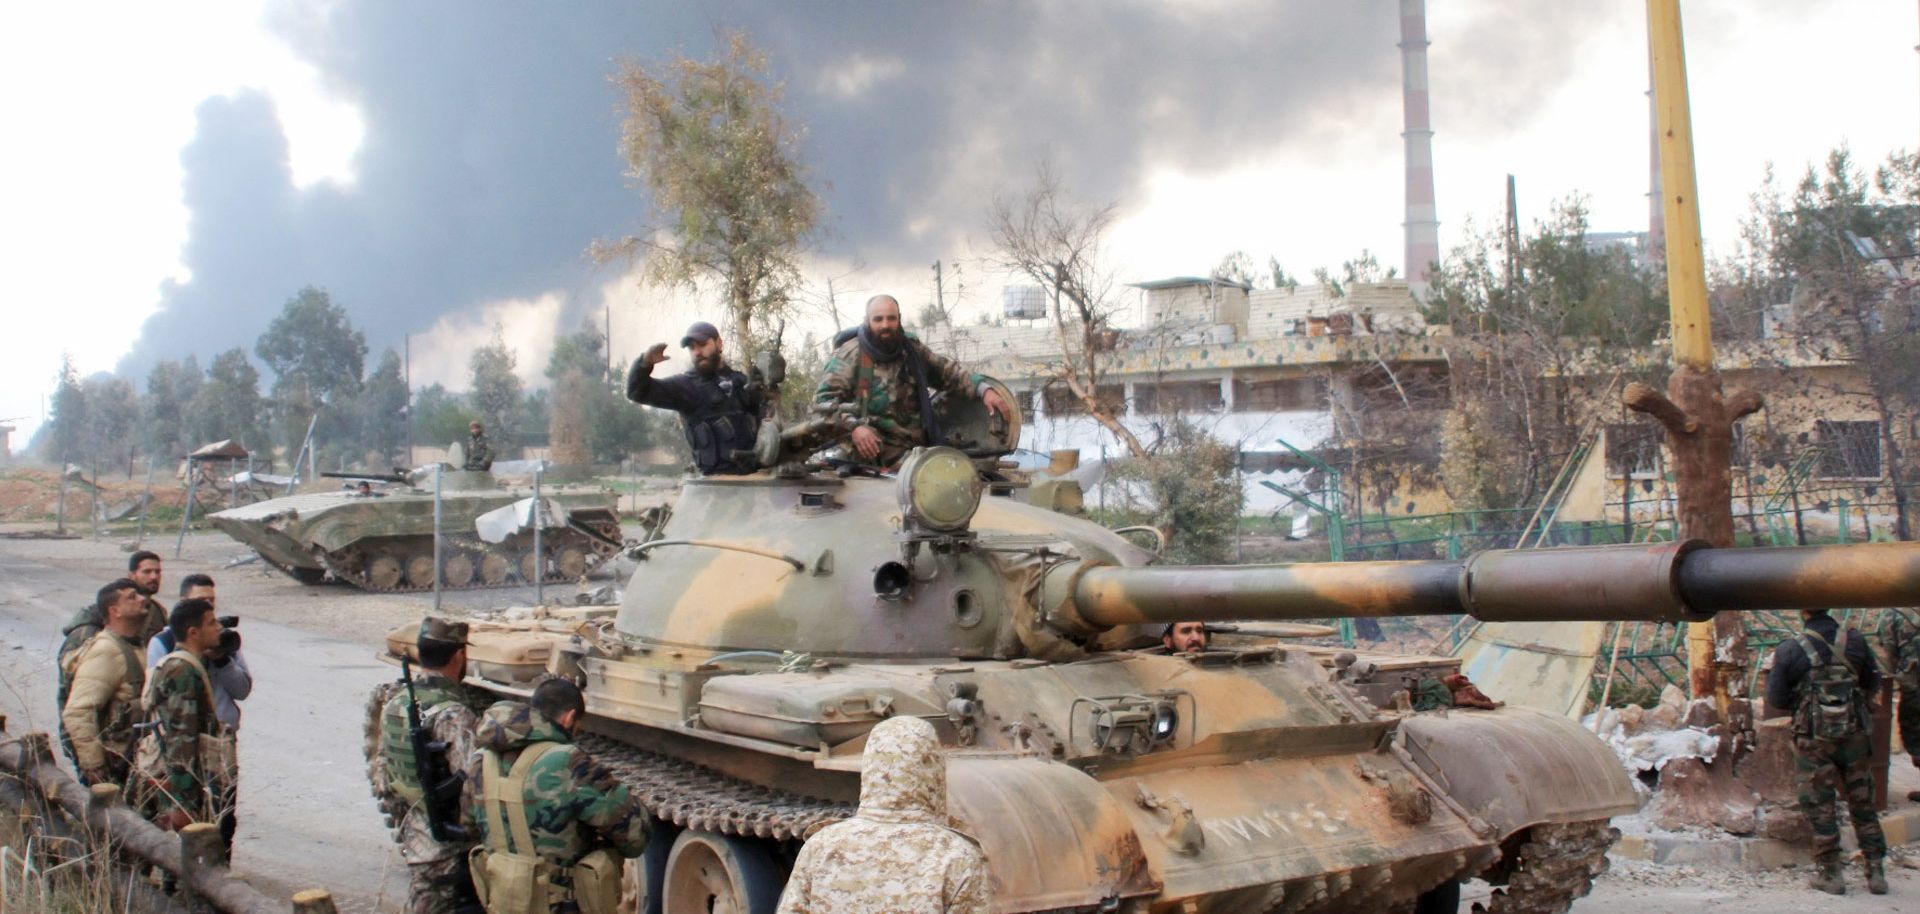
[143,599,231,830]
[777,715,989,914]
[466,422,494,472]
[375,617,487,914]
[815,295,1009,467]
[1878,607,1920,802]
[1766,609,1888,895]
[59,580,149,787]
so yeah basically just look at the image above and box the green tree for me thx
[187,348,268,457]
[601,31,821,361]
[354,348,410,467]
[468,327,523,454]
[254,286,367,455]
[413,384,478,447]
[142,357,202,460]
[1110,421,1242,564]
[42,354,86,464]
[81,375,139,476]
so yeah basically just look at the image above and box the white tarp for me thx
[474,497,559,544]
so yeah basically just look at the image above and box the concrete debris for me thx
[576,584,620,606]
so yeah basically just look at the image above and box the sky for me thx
[4,0,1916,452]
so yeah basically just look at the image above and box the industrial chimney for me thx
[1400,0,1440,301]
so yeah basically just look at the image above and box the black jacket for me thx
[1765,614,1880,712]
[626,360,764,475]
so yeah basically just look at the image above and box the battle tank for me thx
[371,393,1920,914]
[214,447,624,592]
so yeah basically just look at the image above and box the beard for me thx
[695,353,722,375]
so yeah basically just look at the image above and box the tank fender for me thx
[946,757,1158,911]
[1395,707,1637,842]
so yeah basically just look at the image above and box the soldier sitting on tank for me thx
[814,295,1009,468]
[466,422,494,472]
[626,321,766,476]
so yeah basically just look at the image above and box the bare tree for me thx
[988,164,1147,459]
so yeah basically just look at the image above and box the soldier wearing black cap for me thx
[626,321,766,475]
[375,616,488,914]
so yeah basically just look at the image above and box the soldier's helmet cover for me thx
[857,716,945,825]
[418,616,470,648]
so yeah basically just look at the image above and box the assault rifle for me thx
[400,658,468,842]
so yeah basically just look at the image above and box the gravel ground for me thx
[3,524,1918,912]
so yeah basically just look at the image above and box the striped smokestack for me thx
[1399,0,1440,301]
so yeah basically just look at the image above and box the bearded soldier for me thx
[814,295,1009,468]
[626,321,767,476]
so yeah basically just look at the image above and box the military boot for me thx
[1865,857,1888,895]
[1810,857,1846,895]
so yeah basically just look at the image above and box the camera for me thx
[213,615,242,661]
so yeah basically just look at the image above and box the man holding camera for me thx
[147,574,250,849]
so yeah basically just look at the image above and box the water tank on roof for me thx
[1003,285,1048,321]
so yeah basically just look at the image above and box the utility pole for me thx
[932,260,947,324]
[1504,174,1520,300]
[404,334,414,467]
[1630,0,1763,730]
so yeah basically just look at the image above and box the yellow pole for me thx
[1647,0,1712,370]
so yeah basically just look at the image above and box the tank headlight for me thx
[897,447,983,534]
[1150,701,1179,743]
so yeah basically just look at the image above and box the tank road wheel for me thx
[366,554,404,591]
[553,544,589,581]
[662,830,782,914]
[442,551,476,588]
[404,553,437,589]
[516,549,544,583]
[478,551,512,586]
[626,822,677,914]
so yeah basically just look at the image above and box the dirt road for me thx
[1,529,1916,912]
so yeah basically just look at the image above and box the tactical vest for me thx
[469,743,620,914]
[65,630,146,761]
[1889,613,1920,690]
[679,372,758,474]
[1794,629,1868,743]
[136,650,237,799]
[381,678,466,804]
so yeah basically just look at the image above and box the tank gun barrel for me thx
[1063,541,1920,631]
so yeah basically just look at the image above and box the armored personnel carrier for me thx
[374,397,1920,914]
[213,452,623,592]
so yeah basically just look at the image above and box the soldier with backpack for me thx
[1877,607,1920,802]
[1765,608,1888,896]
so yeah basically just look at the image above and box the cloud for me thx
[120,0,1614,388]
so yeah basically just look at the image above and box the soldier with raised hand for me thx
[814,295,1009,468]
[777,715,989,914]
[376,618,486,914]
[143,598,232,830]
[59,579,149,787]
[1878,607,1920,802]
[1766,608,1888,895]
[625,321,767,476]
[467,679,648,914]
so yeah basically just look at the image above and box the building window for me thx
[1233,377,1324,412]
[1815,420,1882,479]
[1136,380,1224,415]
[1606,423,1662,478]
[1041,382,1125,417]
[1238,451,1295,474]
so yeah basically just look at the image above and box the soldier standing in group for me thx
[1879,607,1920,802]
[59,580,149,787]
[814,295,1009,468]
[777,715,988,914]
[375,618,486,914]
[144,599,233,830]
[466,422,494,472]
[467,679,648,914]
[147,574,252,851]
[61,553,167,672]
[1766,608,1888,895]
[626,321,768,476]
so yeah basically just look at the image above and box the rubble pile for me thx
[1589,685,1808,840]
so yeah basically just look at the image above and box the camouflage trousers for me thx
[1794,732,1887,863]
[407,852,480,914]
[1899,686,1919,765]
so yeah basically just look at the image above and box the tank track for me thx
[578,734,852,842]
[1478,820,1619,914]
[316,523,624,594]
